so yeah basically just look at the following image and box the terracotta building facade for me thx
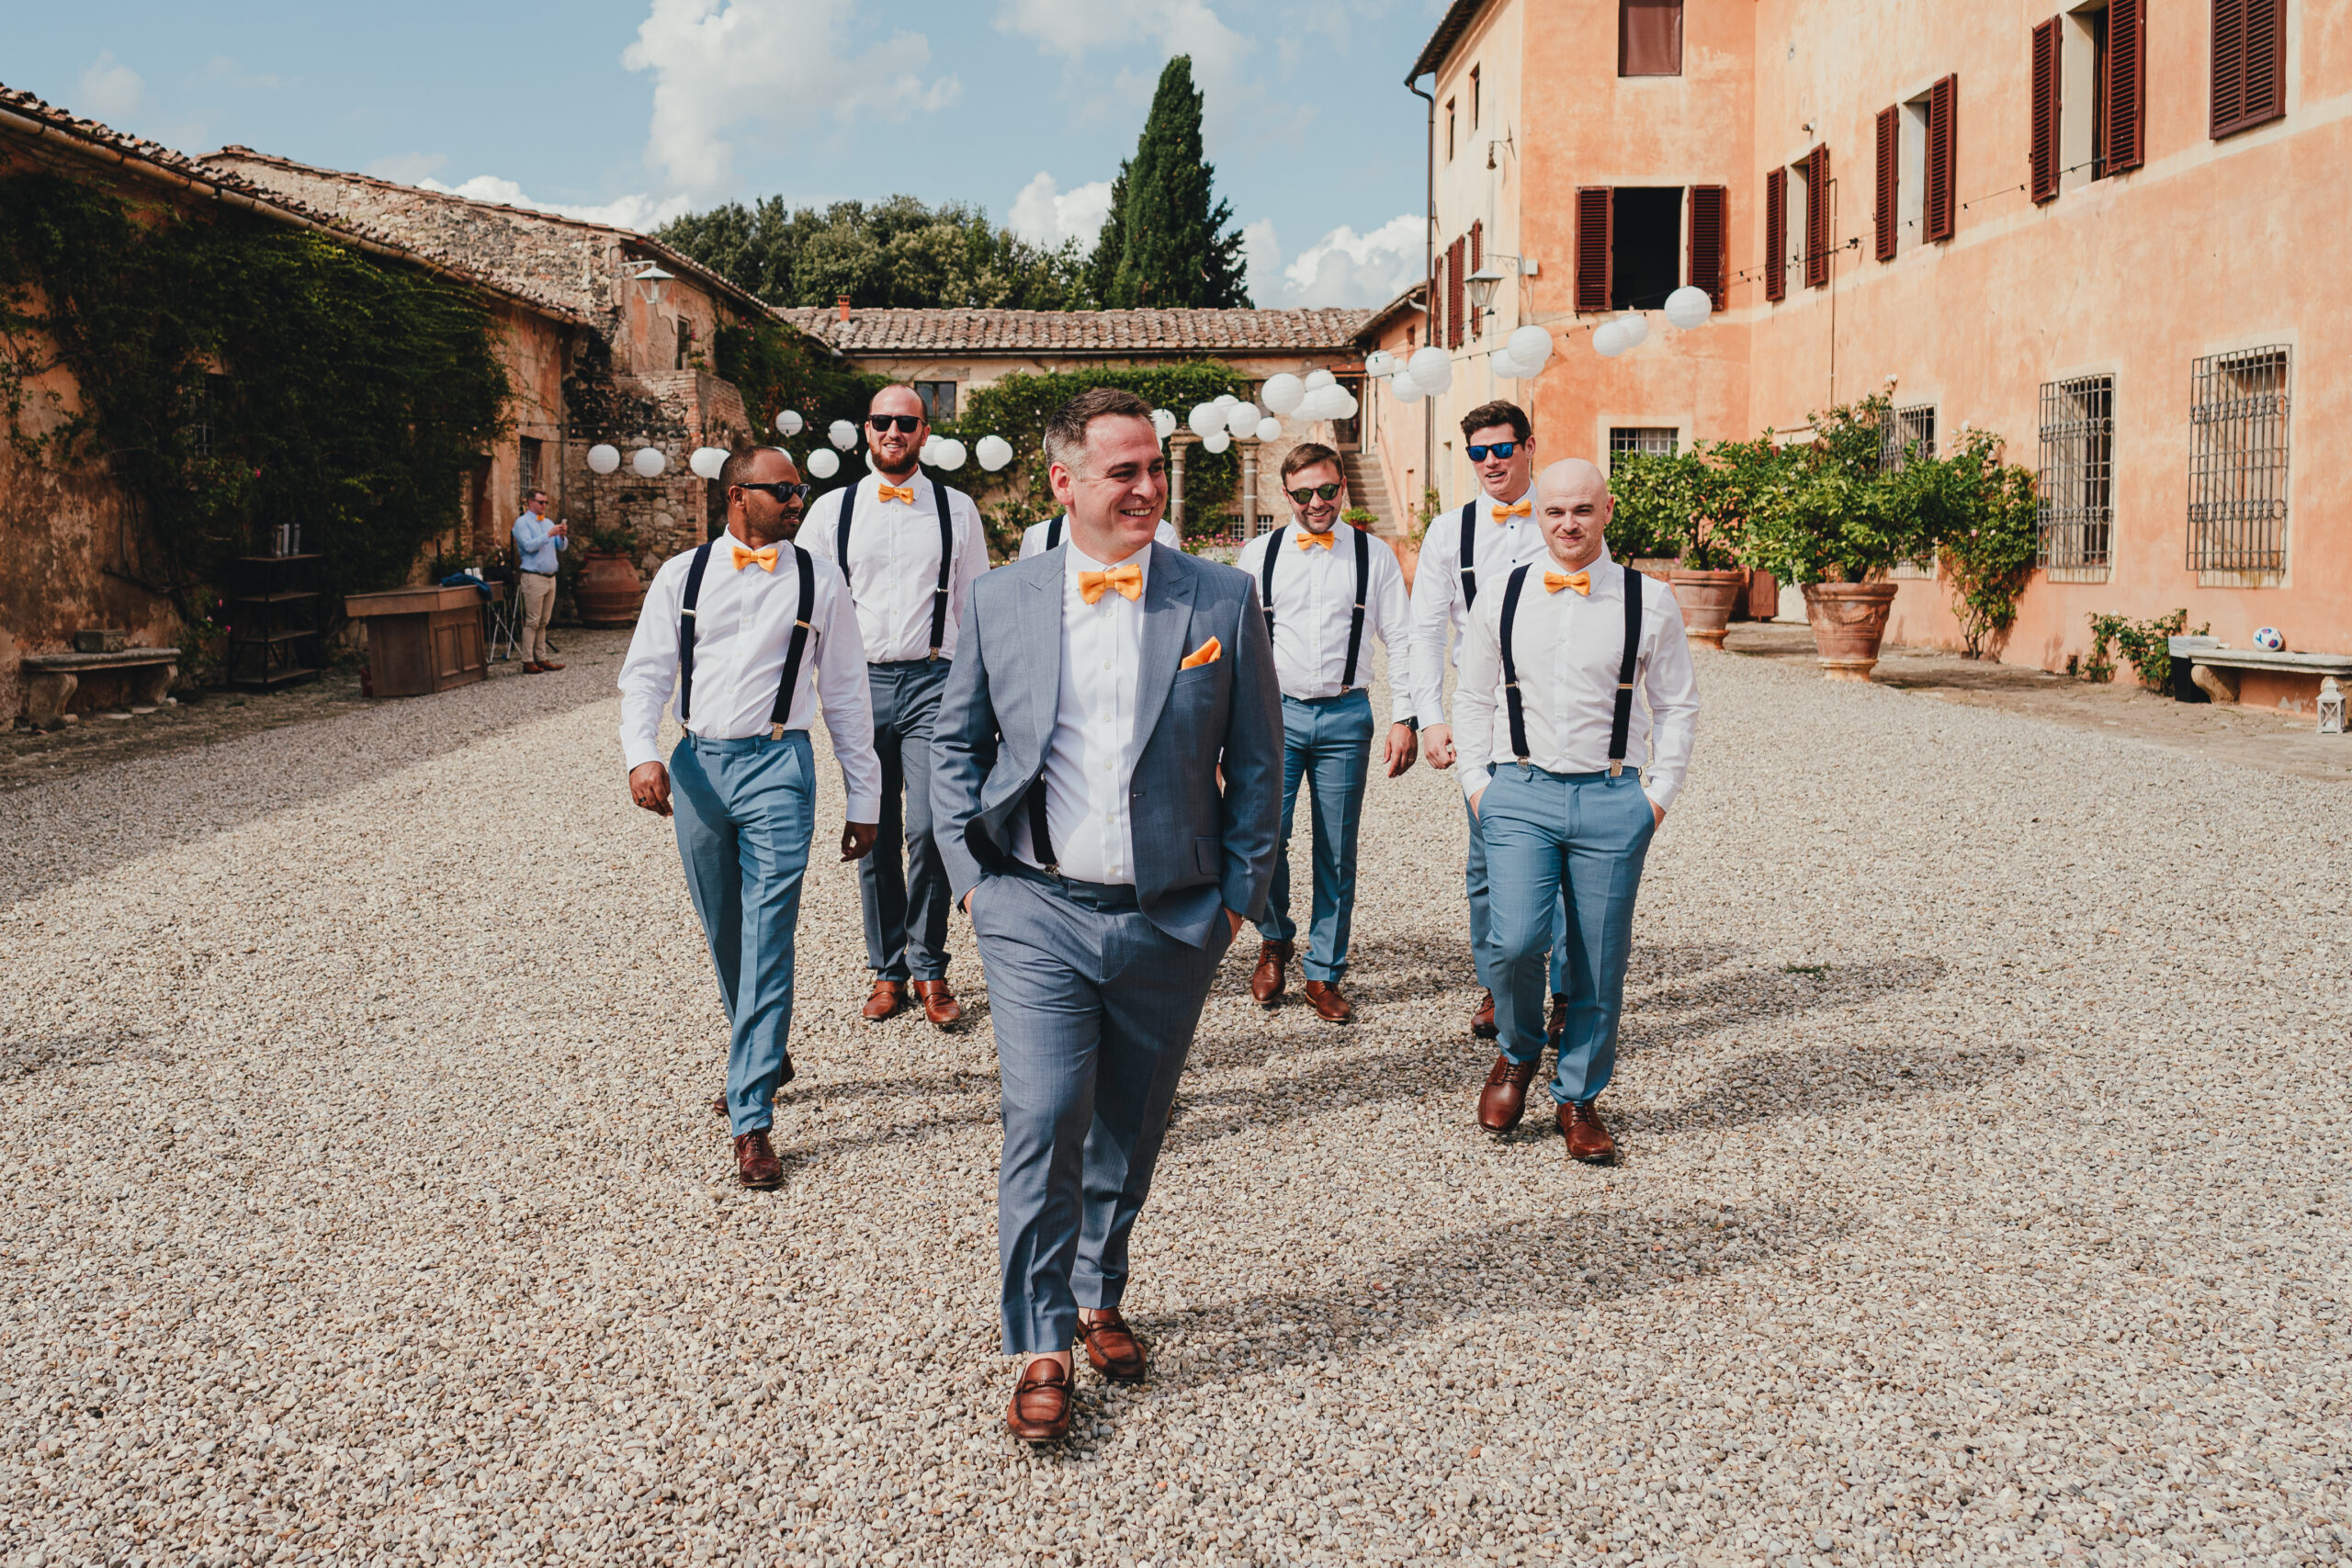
[1375,0,2346,671]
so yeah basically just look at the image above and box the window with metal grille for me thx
[519,436,542,500]
[1609,428,1679,468]
[187,371,230,458]
[2188,346,2290,572]
[2038,376,2116,571]
[1880,404,1937,470]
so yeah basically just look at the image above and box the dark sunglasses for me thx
[734,480,810,505]
[1285,482,1343,504]
[1464,441,1519,461]
[866,414,922,434]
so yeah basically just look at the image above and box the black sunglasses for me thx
[1464,441,1519,461]
[866,414,922,434]
[734,480,810,505]
[1285,482,1343,504]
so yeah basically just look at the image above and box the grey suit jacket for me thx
[931,543,1283,948]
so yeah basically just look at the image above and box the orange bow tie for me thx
[1295,529,1336,551]
[876,483,916,504]
[1078,564,1144,604]
[1544,570,1592,596]
[730,542,779,573]
[1493,500,1532,520]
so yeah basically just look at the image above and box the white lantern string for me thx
[585,444,620,476]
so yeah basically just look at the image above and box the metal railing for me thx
[2038,376,2115,570]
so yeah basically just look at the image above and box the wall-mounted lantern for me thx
[631,263,673,306]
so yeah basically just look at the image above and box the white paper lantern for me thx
[935,437,967,471]
[1203,429,1232,454]
[1507,325,1554,367]
[919,435,942,466]
[1260,373,1306,416]
[1150,408,1179,441]
[774,409,805,437]
[827,419,859,450]
[1254,416,1283,443]
[1333,388,1360,418]
[1187,402,1224,439]
[1489,348,1532,381]
[1225,401,1261,437]
[1391,372,1427,404]
[1592,320,1630,358]
[1213,393,1238,409]
[1304,368,1336,390]
[976,434,1014,471]
[689,446,729,480]
[1663,286,1713,330]
[1363,350,1397,378]
[631,446,666,478]
[1408,346,1453,394]
[1614,312,1650,350]
[806,448,840,479]
[585,443,621,475]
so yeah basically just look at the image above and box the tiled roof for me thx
[0,85,585,324]
[1408,0,1495,82]
[779,307,1375,356]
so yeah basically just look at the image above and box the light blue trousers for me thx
[1465,793,1569,997]
[972,871,1233,1354]
[1256,689,1374,982]
[669,732,815,1136]
[1480,764,1656,1105]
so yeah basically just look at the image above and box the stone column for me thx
[1170,437,1188,535]
[1240,442,1260,540]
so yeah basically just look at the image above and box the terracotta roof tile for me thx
[779,307,1374,356]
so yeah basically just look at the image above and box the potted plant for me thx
[573,524,647,627]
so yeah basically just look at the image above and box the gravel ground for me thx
[4,635,2348,1568]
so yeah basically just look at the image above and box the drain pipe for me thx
[1406,73,1437,525]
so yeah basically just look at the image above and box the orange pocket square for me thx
[1178,636,1223,671]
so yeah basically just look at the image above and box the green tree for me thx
[659,196,1086,310]
[1084,163,1129,309]
[1098,57,1251,309]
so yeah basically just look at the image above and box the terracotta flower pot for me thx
[1667,568,1748,649]
[1801,581,1902,681]
[573,549,648,628]
[1390,536,1420,595]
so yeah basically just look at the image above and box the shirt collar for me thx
[867,468,924,498]
[1478,487,1534,523]
[1068,539,1153,589]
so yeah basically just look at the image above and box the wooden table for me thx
[345,584,501,697]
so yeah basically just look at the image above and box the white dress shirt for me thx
[1453,550,1700,814]
[1408,488,1547,725]
[616,529,884,822]
[1233,523,1433,725]
[1008,543,1150,885]
[801,470,988,663]
[1019,515,1179,558]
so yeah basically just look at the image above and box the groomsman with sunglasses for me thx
[1411,400,1571,1045]
[803,386,989,1029]
[1233,444,1435,1021]
[618,447,882,1189]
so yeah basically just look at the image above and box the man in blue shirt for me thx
[512,489,567,671]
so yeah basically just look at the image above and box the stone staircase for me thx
[1341,451,1400,538]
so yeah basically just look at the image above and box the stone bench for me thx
[19,647,180,728]
[2171,636,2352,713]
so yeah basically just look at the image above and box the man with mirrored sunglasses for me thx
[803,385,989,1029]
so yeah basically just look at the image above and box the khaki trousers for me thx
[518,571,556,663]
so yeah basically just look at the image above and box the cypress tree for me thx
[1099,57,1251,309]
[1084,162,1128,309]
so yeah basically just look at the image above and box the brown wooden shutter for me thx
[1688,185,1727,310]
[2107,0,2146,171]
[1429,251,1444,350]
[1925,73,1959,243]
[1804,145,1830,289]
[1620,0,1685,77]
[2031,18,2064,203]
[1467,220,1484,339]
[1874,106,1899,260]
[1575,187,1613,313]
[2213,0,2287,138]
[1447,235,1466,348]
[1764,167,1788,302]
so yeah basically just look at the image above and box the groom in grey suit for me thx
[933,387,1283,1443]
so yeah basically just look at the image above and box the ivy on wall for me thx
[0,169,511,645]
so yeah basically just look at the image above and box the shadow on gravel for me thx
[1,1029,179,1079]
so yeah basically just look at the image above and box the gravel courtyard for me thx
[4,634,2347,1568]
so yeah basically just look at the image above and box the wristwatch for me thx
[1397,716,1420,732]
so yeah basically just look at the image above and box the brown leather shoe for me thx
[1004,1357,1074,1443]
[1476,1054,1538,1134]
[1249,941,1293,1006]
[733,1129,783,1189]
[522,661,547,674]
[1559,1100,1617,1164]
[711,1092,727,1119]
[912,979,961,1027]
[1076,1308,1148,1382]
[1547,993,1569,1043]
[1301,979,1354,1023]
[861,979,906,1021]
[1471,990,1498,1039]
[537,660,565,671]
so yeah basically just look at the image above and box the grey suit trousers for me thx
[974,868,1235,1354]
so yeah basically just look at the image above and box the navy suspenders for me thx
[1457,500,1481,608]
[1258,525,1372,690]
[676,540,817,738]
[837,479,959,659]
[1496,562,1644,773]
[1044,515,1063,552]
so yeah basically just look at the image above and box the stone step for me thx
[1341,452,1399,538]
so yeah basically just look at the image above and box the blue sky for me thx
[16,0,1446,307]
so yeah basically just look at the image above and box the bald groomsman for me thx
[1019,513,1178,558]
[618,447,882,1190]
[1411,399,1569,1043]
[804,386,989,1029]
[1453,459,1697,1163]
[1233,443,1435,1021]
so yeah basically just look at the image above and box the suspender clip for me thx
[770,722,787,741]
[681,607,696,617]
[1609,761,1624,778]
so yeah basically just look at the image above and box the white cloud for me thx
[1239,219,1281,297]
[364,152,449,185]
[994,0,1254,150]
[417,174,695,232]
[1278,213,1422,307]
[77,51,145,123]
[622,0,960,197]
[1009,172,1114,250]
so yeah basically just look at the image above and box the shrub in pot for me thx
[1610,452,1746,648]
